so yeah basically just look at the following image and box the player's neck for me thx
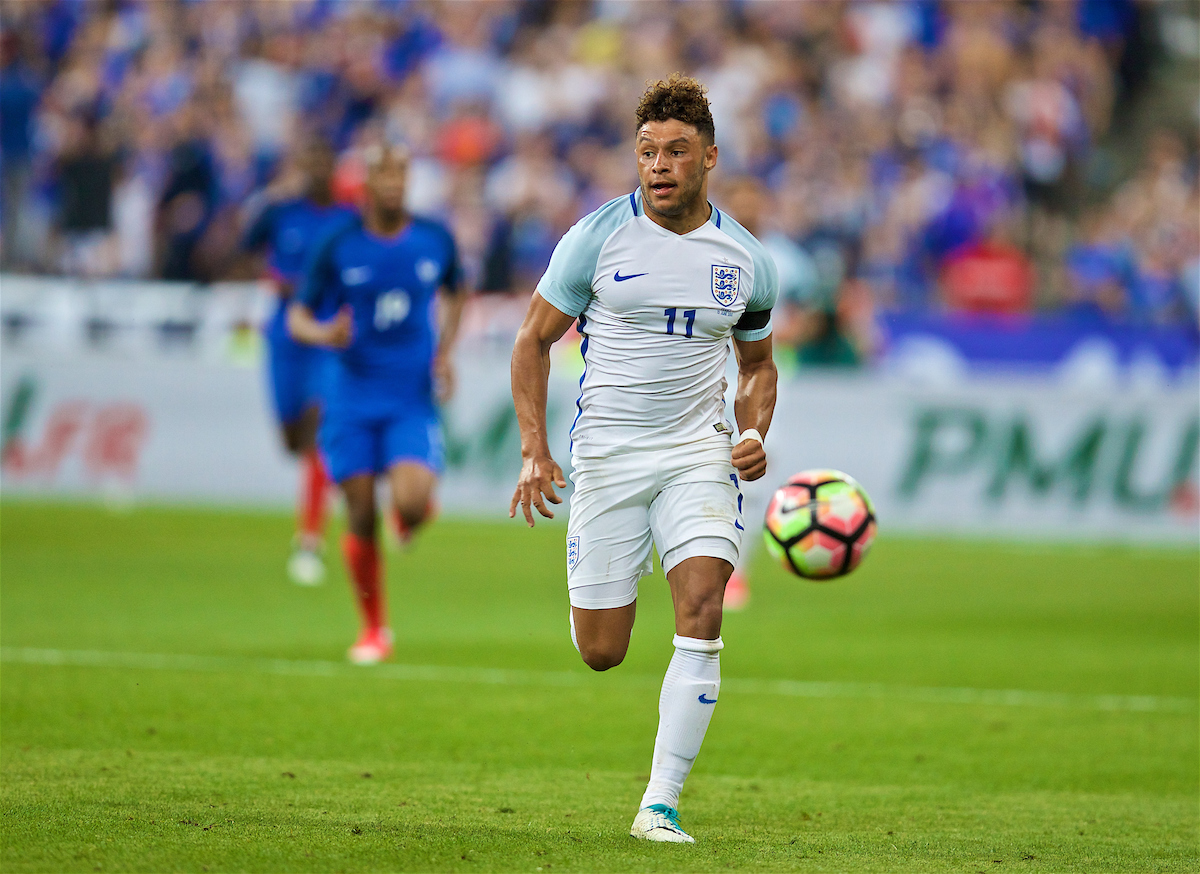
[307,185,334,208]
[365,208,410,239]
[644,193,712,236]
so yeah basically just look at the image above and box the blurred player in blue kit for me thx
[241,138,357,586]
[288,144,464,664]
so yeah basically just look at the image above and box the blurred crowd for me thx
[1,0,1197,362]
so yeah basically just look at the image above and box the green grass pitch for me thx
[1,501,1196,872]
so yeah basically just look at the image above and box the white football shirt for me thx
[537,189,779,459]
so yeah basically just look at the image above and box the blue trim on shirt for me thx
[535,193,637,318]
[569,314,589,452]
[628,191,638,217]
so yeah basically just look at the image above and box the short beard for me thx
[374,204,406,229]
[642,170,705,218]
[306,180,333,204]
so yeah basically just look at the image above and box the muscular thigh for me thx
[649,461,743,577]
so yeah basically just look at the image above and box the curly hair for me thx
[635,73,715,145]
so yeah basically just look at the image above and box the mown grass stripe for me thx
[2,646,1193,714]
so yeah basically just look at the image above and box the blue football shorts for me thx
[320,407,445,483]
[264,308,333,426]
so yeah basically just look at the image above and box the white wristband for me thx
[738,428,764,446]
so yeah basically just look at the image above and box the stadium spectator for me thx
[0,32,42,269]
[233,34,301,167]
[53,113,118,277]
[1063,208,1135,322]
[720,175,820,347]
[155,103,217,280]
[796,308,862,369]
[939,216,1036,315]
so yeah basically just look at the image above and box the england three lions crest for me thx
[711,265,741,306]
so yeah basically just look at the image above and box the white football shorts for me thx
[565,436,744,610]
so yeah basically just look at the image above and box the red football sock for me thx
[341,533,386,631]
[298,449,329,545]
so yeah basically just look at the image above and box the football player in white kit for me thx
[509,74,778,844]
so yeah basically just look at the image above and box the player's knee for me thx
[578,639,628,672]
[281,428,306,455]
[393,497,431,530]
[676,590,724,638]
[580,648,625,672]
[282,413,318,455]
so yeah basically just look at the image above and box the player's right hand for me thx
[510,454,566,527]
[732,436,767,481]
[325,305,354,348]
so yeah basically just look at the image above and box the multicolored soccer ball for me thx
[763,470,877,580]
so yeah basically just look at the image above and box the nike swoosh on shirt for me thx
[614,271,648,282]
[698,694,718,704]
[342,266,372,285]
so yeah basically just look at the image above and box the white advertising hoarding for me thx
[768,377,1198,543]
[2,343,1196,543]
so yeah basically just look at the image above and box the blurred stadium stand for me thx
[0,0,1196,374]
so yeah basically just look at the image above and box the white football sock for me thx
[639,634,723,810]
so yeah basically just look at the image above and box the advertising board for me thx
[3,346,1195,543]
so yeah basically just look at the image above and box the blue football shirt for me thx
[243,197,358,294]
[297,214,461,417]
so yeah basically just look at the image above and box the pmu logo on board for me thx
[0,374,150,483]
[897,407,1200,518]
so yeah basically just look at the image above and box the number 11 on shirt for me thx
[664,308,696,338]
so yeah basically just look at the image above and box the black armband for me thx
[734,309,771,332]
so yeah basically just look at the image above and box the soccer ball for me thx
[763,470,877,580]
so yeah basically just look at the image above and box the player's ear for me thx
[704,143,718,172]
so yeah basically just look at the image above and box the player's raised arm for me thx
[731,333,777,482]
[509,294,576,526]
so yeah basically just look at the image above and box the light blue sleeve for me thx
[536,195,634,318]
[719,217,779,342]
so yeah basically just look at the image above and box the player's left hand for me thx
[732,437,767,481]
[433,354,455,404]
